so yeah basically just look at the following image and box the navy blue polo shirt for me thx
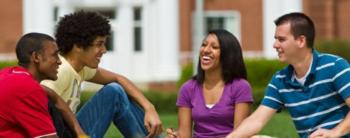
[261,50,350,137]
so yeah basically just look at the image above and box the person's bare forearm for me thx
[330,109,350,136]
[54,95,85,136]
[114,74,154,110]
[42,86,86,137]
[330,98,350,136]
[226,105,276,138]
[227,116,264,138]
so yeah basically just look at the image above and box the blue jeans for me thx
[76,83,147,138]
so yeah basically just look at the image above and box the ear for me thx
[297,35,307,48]
[31,51,41,63]
[72,44,83,52]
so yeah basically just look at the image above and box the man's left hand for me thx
[309,128,342,138]
[144,106,163,138]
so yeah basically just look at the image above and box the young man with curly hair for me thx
[41,11,162,138]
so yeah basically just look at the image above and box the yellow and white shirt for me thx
[41,55,96,113]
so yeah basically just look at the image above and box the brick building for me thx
[0,0,22,59]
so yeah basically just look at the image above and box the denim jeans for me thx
[76,83,148,138]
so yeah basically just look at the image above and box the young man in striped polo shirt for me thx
[226,12,350,138]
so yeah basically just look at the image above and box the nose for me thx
[203,45,211,53]
[57,57,62,65]
[273,40,279,49]
[102,45,107,54]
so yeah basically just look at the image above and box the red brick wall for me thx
[304,0,350,40]
[205,0,263,52]
[336,0,350,40]
[0,0,22,54]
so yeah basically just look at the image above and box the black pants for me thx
[48,100,75,138]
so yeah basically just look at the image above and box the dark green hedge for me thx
[316,40,350,62]
[144,91,177,113]
[0,61,16,69]
[245,59,285,88]
[79,91,177,114]
[176,63,193,89]
[245,59,285,105]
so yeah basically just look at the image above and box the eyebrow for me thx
[274,36,285,39]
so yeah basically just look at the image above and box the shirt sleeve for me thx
[261,75,284,110]
[232,79,254,104]
[14,88,56,138]
[176,80,194,108]
[332,58,350,99]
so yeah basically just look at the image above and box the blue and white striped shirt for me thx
[261,50,350,138]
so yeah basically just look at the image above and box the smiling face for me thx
[200,34,221,72]
[79,36,107,68]
[273,23,302,64]
[37,40,61,80]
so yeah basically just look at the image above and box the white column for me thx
[192,0,205,74]
[146,1,159,82]
[23,0,54,35]
[56,0,74,18]
[111,1,133,76]
[263,0,302,58]
[152,0,180,81]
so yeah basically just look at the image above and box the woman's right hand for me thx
[166,128,178,138]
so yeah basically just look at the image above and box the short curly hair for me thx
[55,10,111,55]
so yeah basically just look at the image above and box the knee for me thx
[102,82,128,101]
[104,83,124,93]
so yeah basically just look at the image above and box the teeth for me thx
[202,56,210,60]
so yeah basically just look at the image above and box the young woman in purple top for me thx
[166,29,253,138]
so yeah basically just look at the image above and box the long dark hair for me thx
[194,29,247,84]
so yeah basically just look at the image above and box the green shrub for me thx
[176,63,193,89]
[245,59,286,106]
[316,40,350,61]
[144,91,177,113]
[79,91,178,114]
[77,91,96,111]
[245,59,286,88]
[0,61,17,69]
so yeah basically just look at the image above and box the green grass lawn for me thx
[103,113,177,137]
[103,111,298,138]
[259,111,298,138]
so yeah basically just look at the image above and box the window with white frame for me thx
[133,7,142,52]
[205,11,241,41]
